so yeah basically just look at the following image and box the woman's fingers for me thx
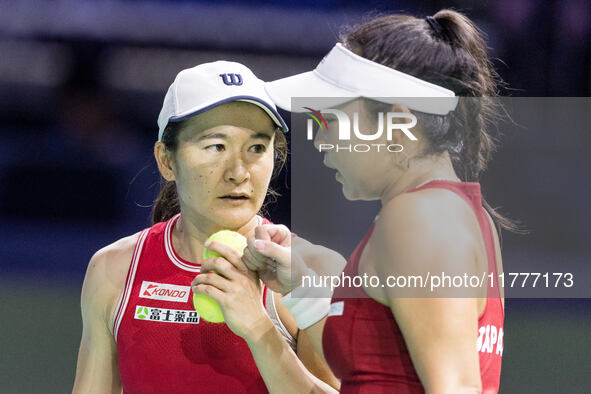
[201,256,240,280]
[255,224,292,247]
[191,256,267,340]
[251,238,291,269]
[254,225,272,241]
[242,237,267,271]
[203,240,249,275]
[241,225,293,274]
[244,225,292,270]
[191,271,233,293]
[191,282,225,303]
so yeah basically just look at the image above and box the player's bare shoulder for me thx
[373,188,479,277]
[81,232,143,332]
[378,187,477,243]
[92,232,143,286]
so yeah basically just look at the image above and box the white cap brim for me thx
[168,95,288,133]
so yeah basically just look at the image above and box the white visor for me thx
[265,43,458,115]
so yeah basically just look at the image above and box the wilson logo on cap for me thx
[219,73,243,86]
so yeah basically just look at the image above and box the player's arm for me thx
[244,228,347,360]
[290,237,345,359]
[254,237,345,391]
[194,240,339,394]
[274,293,340,390]
[375,194,482,394]
[243,228,346,359]
[241,309,338,394]
[73,235,136,394]
[72,251,121,393]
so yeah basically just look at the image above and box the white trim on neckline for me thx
[165,214,201,273]
[164,214,264,273]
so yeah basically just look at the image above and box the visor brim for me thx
[265,71,358,113]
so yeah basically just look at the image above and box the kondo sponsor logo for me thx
[139,281,191,303]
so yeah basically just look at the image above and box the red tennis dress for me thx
[113,214,273,394]
[322,181,504,394]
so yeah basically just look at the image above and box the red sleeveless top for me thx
[113,214,270,394]
[322,181,504,394]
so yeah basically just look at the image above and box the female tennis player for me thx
[229,9,510,394]
[72,61,339,393]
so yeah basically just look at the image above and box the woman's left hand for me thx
[191,240,269,341]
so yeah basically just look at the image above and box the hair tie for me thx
[426,16,444,37]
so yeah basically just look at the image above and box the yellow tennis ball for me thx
[192,293,225,323]
[202,230,248,259]
[193,230,248,323]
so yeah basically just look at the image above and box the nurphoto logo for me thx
[305,107,418,153]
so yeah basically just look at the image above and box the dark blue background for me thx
[0,0,589,392]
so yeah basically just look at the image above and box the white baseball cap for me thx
[157,61,288,141]
[265,43,458,115]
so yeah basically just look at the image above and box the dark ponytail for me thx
[343,9,519,232]
[434,10,503,181]
[152,180,180,224]
[151,121,181,224]
[151,119,288,225]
